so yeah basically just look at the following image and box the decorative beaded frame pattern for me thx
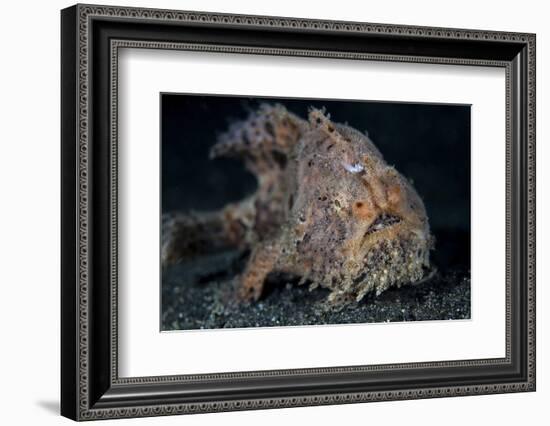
[69,3,535,420]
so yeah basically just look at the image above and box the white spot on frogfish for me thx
[342,162,364,173]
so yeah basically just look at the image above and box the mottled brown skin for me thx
[162,104,433,303]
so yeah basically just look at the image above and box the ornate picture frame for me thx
[61,4,536,420]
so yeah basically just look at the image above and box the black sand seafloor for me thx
[161,95,471,331]
[161,230,470,330]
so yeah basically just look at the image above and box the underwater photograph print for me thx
[160,94,471,331]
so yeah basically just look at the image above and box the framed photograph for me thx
[61,4,536,421]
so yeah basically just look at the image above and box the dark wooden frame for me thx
[61,3,536,421]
